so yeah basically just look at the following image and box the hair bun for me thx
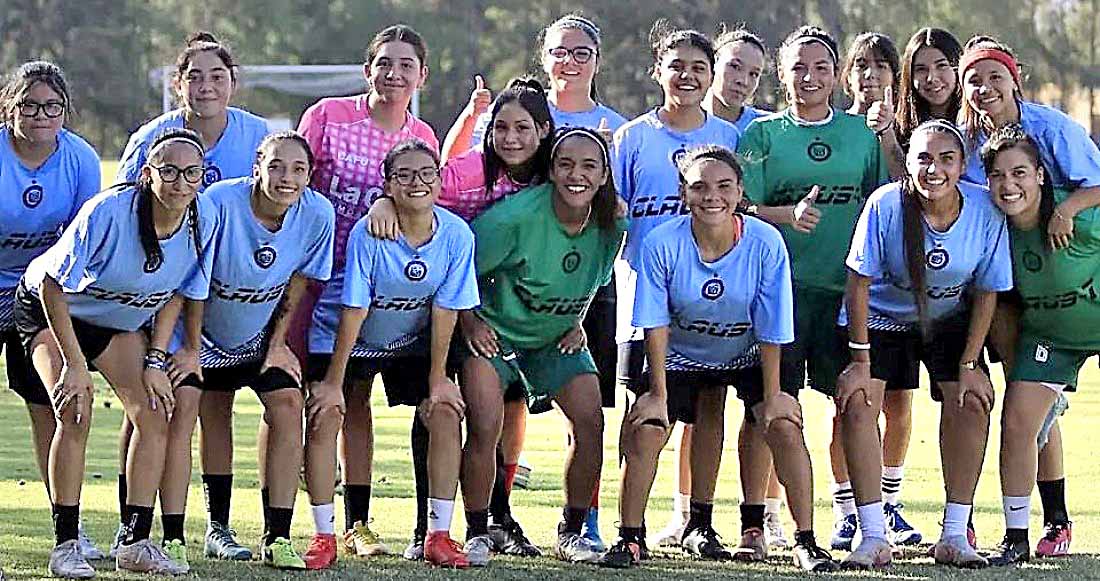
[187,31,219,46]
[506,77,544,92]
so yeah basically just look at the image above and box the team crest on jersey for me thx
[701,277,725,300]
[254,246,277,269]
[807,139,832,162]
[926,247,949,270]
[562,250,581,273]
[202,164,222,187]
[1022,250,1043,273]
[22,184,43,208]
[143,253,163,273]
[671,146,688,168]
[404,259,427,281]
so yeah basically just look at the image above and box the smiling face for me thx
[254,139,311,210]
[366,40,427,103]
[781,41,836,109]
[963,59,1016,121]
[682,158,743,227]
[906,130,963,202]
[491,101,549,168]
[11,81,65,145]
[656,45,714,108]
[987,145,1044,218]
[384,150,440,214]
[713,40,765,107]
[549,134,608,212]
[847,45,894,104]
[542,27,598,98]
[912,45,957,110]
[178,50,234,120]
[143,142,204,213]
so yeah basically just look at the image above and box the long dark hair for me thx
[539,14,603,101]
[896,28,962,147]
[0,60,74,128]
[135,128,206,268]
[980,123,1055,244]
[841,32,900,101]
[550,127,618,232]
[482,77,554,197]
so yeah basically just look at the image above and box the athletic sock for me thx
[673,492,691,522]
[488,447,513,524]
[832,481,857,518]
[411,414,430,538]
[202,474,233,527]
[162,513,185,543]
[739,503,764,533]
[53,503,80,545]
[794,530,816,547]
[465,509,489,538]
[562,507,587,534]
[882,465,904,506]
[264,508,293,546]
[502,463,519,493]
[943,502,971,539]
[764,497,783,516]
[343,484,372,529]
[1037,478,1070,525]
[618,526,644,543]
[311,503,335,535]
[260,488,271,532]
[117,474,127,524]
[589,481,600,509]
[856,502,887,541]
[427,498,455,533]
[124,505,155,544]
[1003,495,1031,532]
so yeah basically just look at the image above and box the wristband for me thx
[875,121,894,137]
[146,348,168,360]
[848,341,871,351]
[143,356,168,371]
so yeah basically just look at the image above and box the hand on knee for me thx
[625,423,667,462]
[307,402,344,437]
[764,417,804,450]
[131,406,170,441]
[423,403,461,435]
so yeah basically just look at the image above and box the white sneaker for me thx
[648,513,688,548]
[841,536,892,570]
[115,539,190,575]
[49,540,96,579]
[764,512,790,549]
[402,537,424,561]
[933,535,988,569]
[554,528,601,563]
[77,522,105,560]
[464,535,493,567]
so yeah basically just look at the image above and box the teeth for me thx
[677,84,697,90]
[408,190,430,197]
[567,185,587,193]
[1001,193,1023,202]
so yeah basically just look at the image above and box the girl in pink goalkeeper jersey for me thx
[292,24,438,570]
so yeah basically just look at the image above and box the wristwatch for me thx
[959,359,979,371]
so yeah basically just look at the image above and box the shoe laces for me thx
[209,524,240,545]
[799,541,831,561]
[1042,522,1068,541]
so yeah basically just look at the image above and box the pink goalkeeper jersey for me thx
[298,94,439,266]
[438,149,524,221]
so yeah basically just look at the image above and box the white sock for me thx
[882,465,904,506]
[674,492,691,519]
[943,502,971,539]
[1003,496,1030,531]
[856,502,886,541]
[764,497,783,516]
[427,498,455,533]
[311,503,335,535]
[832,481,857,518]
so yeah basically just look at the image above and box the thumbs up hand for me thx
[596,117,612,144]
[791,185,822,233]
[468,75,492,116]
[866,85,895,136]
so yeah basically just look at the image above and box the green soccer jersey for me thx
[1012,189,1100,350]
[737,109,888,293]
[471,183,627,349]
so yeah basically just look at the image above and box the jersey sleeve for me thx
[845,194,887,279]
[438,150,489,220]
[863,133,890,194]
[74,147,103,216]
[298,201,336,282]
[340,221,376,308]
[468,112,490,151]
[297,101,327,159]
[736,122,767,204]
[612,126,637,203]
[45,198,111,293]
[435,224,481,310]
[471,201,517,278]
[631,237,671,329]
[974,216,1014,292]
[116,132,147,184]
[751,240,795,344]
[1047,117,1100,189]
[411,119,441,152]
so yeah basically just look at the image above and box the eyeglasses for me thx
[152,164,205,184]
[547,46,597,64]
[18,100,65,119]
[389,167,440,186]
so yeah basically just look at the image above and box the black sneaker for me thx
[793,540,840,572]
[681,525,734,561]
[989,535,1030,566]
[488,516,542,557]
[598,537,642,569]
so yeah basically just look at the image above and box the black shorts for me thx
[582,280,617,408]
[15,283,127,368]
[2,328,48,405]
[617,339,645,392]
[307,353,429,407]
[634,366,788,425]
[179,364,300,394]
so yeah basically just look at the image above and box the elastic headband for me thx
[556,16,601,41]
[959,48,1020,87]
[551,127,610,169]
[912,119,966,151]
[147,136,204,161]
[793,36,837,64]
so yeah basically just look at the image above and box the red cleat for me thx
[967,522,979,550]
[424,531,469,569]
[1035,522,1072,557]
[303,533,337,570]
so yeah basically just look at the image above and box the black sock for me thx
[412,414,430,539]
[124,505,154,544]
[162,514,185,543]
[465,509,490,538]
[117,474,128,524]
[1006,527,1029,544]
[1037,478,1070,525]
[53,503,80,545]
[344,484,372,529]
[264,508,294,546]
[618,526,644,543]
[488,444,512,524]
[794,530,816,547]
[202,474,233,527]
[687,500,714,531]
[740,503,766,533]
[562,507,587,535]
[260,487,271,535]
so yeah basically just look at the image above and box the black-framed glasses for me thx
[547,46,597,64]
[152,164,205,184]
[18,100,65,119]
[389,167,440,186]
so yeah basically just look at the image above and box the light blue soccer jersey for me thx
[963,101,1100,188]
[842,181,1013,328]
[116,107,270,190]
[199,177,334,350]
[309,207,480,356]
[633,215,793,370]
[731,105,768,135]
[469,101,628,150]
[22,186,216,331]
[613,109,741,268]
[0,127,101,328]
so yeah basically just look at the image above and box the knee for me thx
[425,405,460,435]
[131,407,170,441]
[764,418,804,451]
[625,424,666,462]
[465,412,501,452]
[307,404,344,438]
[264,390,305,429]
[571,408,604,445]
[1000,404,1037,446]
[841,398,877,425]
[957,395,991,422]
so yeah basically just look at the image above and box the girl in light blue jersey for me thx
[16,129,213,577]
[0,61,102,559]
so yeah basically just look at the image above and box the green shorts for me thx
[486,341,598,414]
[1008,332,1099,392]
[781,287,846,396]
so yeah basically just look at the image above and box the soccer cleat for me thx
[343,521,389,556]
[403,535,425,561]
[884,503,922,546]
[161,539,188,569]
[830,514,857,551]
[488,516,542,557]
[729,527,765,562]
[262,537,306,570]
[77,521,105,561]
[424,531,469,568]
[204,522,253,561]
[553,524,602,564]
[680,525,735,561]
[841,536,893,569]
[597,537,642,569]
[989,535,1030,566]
[49,540,96,579]
[302,533,337,570]
[1035,522,1072,558]
[108,523,126,559]
[463,535,493,567]
[580,508,606,552]
[649,513,688,548]
[792,539,840,572]
[932,535,988,569]
[967,521,979,549]
[763,511,790,549]
[512,457,533,489]
[115,539,190,575]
